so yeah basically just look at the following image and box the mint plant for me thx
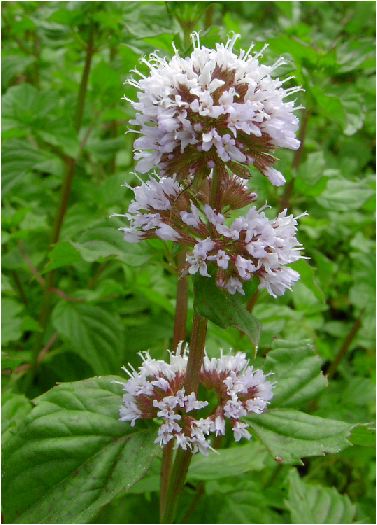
[2,2,375,524]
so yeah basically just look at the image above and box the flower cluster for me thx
[119,346,273,455]
[126,33,301,186]
[115,174,306,297]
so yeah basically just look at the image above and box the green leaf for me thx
[2,83,55,134]
[52,302,123,374]
[2,393,32,446]
[342,93,366,136]
[2,139,61,183]
[188,441,268,481]
[73,226,151,267]
[317,177,374,211]
[2,349,32,370]
[215,496,284,524]
[44,241,82,272]
[265,339,327,408]
[285,470,356,524]
[208,479,287,524]
[349,423,375,447]
[1,55,35,90]
[2,377,159,524]
[297,152,325,186]
[311,86,345,126]
[193,275,261,348]
[246,409,354,465]
[1,298,24,344]
[290,259,325,303]
[269,35,319,65]
[123,2,173,38]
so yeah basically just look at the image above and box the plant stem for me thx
[161,164,221,522]
[184,313,208,394]
[160,441,174,523]
[181,481,205,523]
[172,249,189,350]
[160,279,207,524]
[29,26,95,382]
[210,163,223,212]
[75,25,95,132]
[247,289,259,312]
[160,248,189,521]
[327,313,363,379]
[162,447,194,523]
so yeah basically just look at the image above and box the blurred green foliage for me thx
[2,1,375,523]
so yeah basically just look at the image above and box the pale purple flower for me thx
[125,33,302,185]
[118,346,273,454]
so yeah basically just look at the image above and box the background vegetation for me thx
[2,1,375,523]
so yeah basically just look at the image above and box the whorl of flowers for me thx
[125,32,302,186]
[114,174,306,297]
[118,345,273,455]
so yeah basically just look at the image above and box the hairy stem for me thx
[172,249,189,350]
[210,163,223,212]
[160,248,189,520]
[160,441,174,523]
[74,25,95,132]
[247,289,259,312]
[184,313,208,394]
[161,164,223,521]
[161,313,207,523]
[29,26,95,383]
[162,447,194,523]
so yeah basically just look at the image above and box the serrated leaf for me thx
[317,178,374,211]
[2,83,55,133]
[246,409,354,465]
[342,93,366,135]
[1,55,35,90]
[297,152,325,186]
[290,259,325,303]
[124,2,173,37]
[2,140,60,196]
[285,470,356,523]
[193,275,261,348]
[188,441,268,481]
[207,479,286,524]
[311,86,345,126]
[2,298,24,344]
[2,393,32,446]
[216,494,285,524]
[73,226,151,267]
[44,241,82,272]
[2,377,159,524]
[52,302,122,374]
[265,339,327,408]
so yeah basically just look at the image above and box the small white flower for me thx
[185,393,209,412]
[233,421,251,442]
[180,203,201,227]
[214,416,226,436]
[221,277,245,295]
[155,224,181,241]
[259,267,300,297]
[119,348,273,454]
[208,250,230,269]
[126,33,301,184]
[264,166,286,186]
[235,255,256,280]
